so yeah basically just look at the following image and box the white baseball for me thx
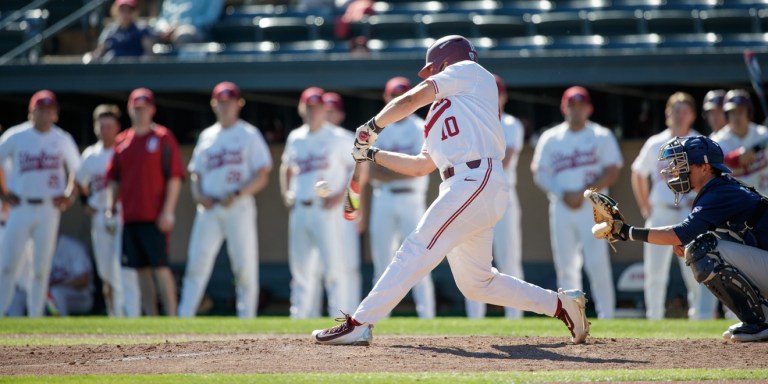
[314,180,332,198]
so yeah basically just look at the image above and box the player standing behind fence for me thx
[178,81,272,318]
[312,35,589,346]
[280,87,358,318]
[531,86,622,319]
[0,90,81,317]
[466,74,525,319]
[630,92,716,320]
[106,88,185,316]
[360,76,435,319]
[76,104,141,317]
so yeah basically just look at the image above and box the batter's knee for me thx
[684,233,721,284]
[454,270,497,301]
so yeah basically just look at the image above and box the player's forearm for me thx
[371,164,411,182]
[240,167,271,196]
[279,164,292,198]
[189,173,204,201]
[161,178,182,215]
[618,224,682,245]
[374,82,435,128]
[374,151,436,177]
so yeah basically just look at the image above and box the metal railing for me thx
[0,0,50,31]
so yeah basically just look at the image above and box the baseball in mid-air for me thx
[314,180,332,198]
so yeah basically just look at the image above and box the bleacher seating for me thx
[698,9,760,34]
[421,13,476,38]
[587,10,643,36]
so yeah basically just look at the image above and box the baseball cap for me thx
[681,136,732,174]
[299,87,325,107]
[494,74,507,98]
[128,88,154,109]
[561,86,591,111]
[115,0,137,8]
[212,81,241,101]
[703,90,725,111]
[384,77,411,98]
[28,90,57,112]
[322,92,344,111]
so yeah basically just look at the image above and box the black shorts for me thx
[122,222,169,268]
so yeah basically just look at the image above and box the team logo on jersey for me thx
[296,154,329,175]
[146,137,159,153]
[206,148,244,171]
[551,147,598,173]
[18,151,62,173]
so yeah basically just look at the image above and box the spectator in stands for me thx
[348,36,370,58]
[47,235,94,316]
[90,0,153,61]
[334,0,373,40]
[154,0,224,46]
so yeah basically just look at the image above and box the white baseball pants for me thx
[179,197,259,318]
[0,202,61,317]
[549,200,615,319]
[370,187,435,319]
[354,160,559,324]
[643,205,717,320]
[466,188,523,319]
[91,212,125,317]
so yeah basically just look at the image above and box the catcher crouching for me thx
[586,135,768,342]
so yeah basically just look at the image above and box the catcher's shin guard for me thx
[685,233,766,325]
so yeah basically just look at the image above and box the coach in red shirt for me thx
[107,88,185,316]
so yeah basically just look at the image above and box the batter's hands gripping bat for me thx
[744,50,768,126]
[584,189,626,252]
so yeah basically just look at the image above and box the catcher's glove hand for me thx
[583,189,627,251]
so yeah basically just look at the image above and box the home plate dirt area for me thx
[2,335,768,376]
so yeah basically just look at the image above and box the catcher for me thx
[587,135,768,342]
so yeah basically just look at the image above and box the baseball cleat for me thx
[729,322,768,342]
[722,322,743,340]
[312,312,373,346]
[555,289,590,344]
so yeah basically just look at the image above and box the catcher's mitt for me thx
[583,189,626,251]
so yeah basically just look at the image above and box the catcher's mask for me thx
[659,136,731,205]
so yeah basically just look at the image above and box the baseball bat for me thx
[744,49,768,126]
[343,164,361,221]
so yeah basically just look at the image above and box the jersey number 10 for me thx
[441,117,460,141]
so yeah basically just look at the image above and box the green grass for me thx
[0,317,736,346]
[3,369,768,383]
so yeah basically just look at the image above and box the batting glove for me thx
[354,118,381,147]
[352,146,379,163]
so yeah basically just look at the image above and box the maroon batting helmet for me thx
[418,35,478,80]
[723,89,753,117]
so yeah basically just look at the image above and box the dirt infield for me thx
[2,335,768,376]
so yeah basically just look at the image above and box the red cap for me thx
[128,88,154,109]
[212,81,241,100]
[384,77,411,98]
[300,87,325,106]
[322,92,343,111]
[560,86,591,113]
[28,90,57,112]
[115,0,137,8]
[494,74,507,98]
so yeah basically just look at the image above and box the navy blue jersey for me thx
[673,176,768,250]
[98,23,149,57]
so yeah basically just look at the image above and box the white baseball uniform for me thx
[632,129,717,320]
[179,119,272,318]
[47,235,94,316]
[77,141,142,317]
[711,123,768,194]
[369,114,435,319]
[532,121,622,319]
[352,61,562,325]
[282,122,358,318]
[466,112,525,319]
[0,122,81,317]
[1,157,33,317]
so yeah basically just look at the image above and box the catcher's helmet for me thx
[723,89,753,117]
[702,89,725,112]
[658,135,731,204]
[418,35,478,79]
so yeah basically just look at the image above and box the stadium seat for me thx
[530,11,588,36]
[494,1,549,16]
[472,15,527,39]
[605,0,662,11]
[548,35,605,50]
[699,9,761,34]
[366,37,431,53]
[658,0,715,11]
[377,1,445,15]
[494,35,550,51]
[368,14,423,40]
[550,0,610,12]
[642,10,702,35]
[421,13,476,39]
[211,20,260,44]
[443,1,503,15]
[220,41,278,56]
[258,17,313,43]
[602,33,660,50]
[274,40,343,55]
[587,10,643,36]
[657,33,716,49]
[717,33,768,48]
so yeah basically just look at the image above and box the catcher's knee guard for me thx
[685,233,766,324]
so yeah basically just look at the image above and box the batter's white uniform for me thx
[352,61,562,324]
[0,122,81,317]
[632,129,717,320]
[77,141,142,317]
[466,112,525,319]
[179,119,272,318]
[532,121,621,319]
[369,115,435,319]
[711,123,768,194]
[282,122,359,318]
